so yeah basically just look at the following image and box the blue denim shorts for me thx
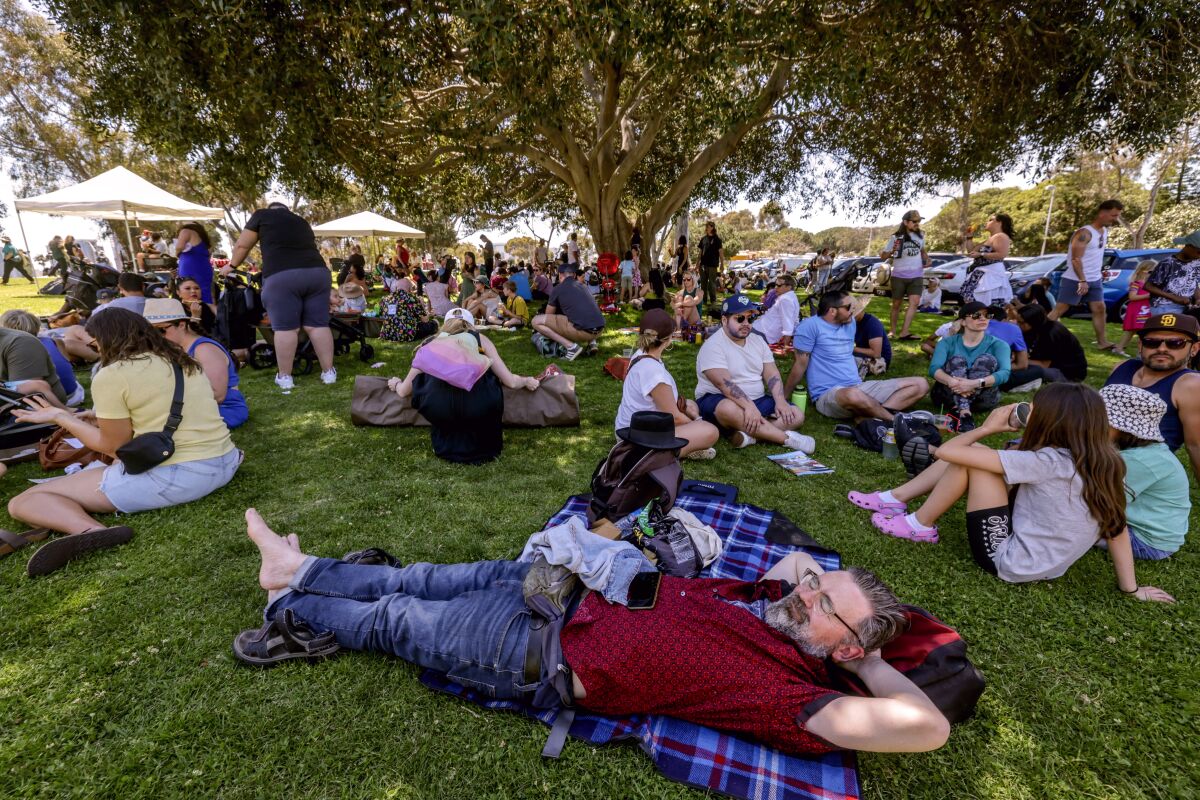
[101,448,241,513]
[1059,277,1104,304]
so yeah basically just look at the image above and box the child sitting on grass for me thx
[487,280,530,328]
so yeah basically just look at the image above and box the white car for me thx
[922,257,975,303]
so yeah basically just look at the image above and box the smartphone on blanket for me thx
[627,571,662,610]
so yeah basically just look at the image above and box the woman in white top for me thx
[961,214,1014,307]
[615,309,719,459]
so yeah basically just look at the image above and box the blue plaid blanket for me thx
[420,494,860,800]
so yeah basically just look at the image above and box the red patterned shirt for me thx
[561,577,842,754]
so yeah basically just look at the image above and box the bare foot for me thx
[286,533,300,552]
[246,508,307,593]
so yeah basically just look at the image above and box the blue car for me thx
[1010,248,1176,321]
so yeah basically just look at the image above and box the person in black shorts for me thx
[228,202,336,391]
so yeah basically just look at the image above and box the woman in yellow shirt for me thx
[10,308,241,575]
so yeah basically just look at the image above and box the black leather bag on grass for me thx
[586,440,683,527]
[116,364,184,475]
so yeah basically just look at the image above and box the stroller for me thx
[800,258,859,317]
[248,313,377,374]
[215,270,263,353]
[596,252,620,313]
[58,261,121,314]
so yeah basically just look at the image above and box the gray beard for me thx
[763,594,833,658]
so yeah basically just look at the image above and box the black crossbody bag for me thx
[117,364,184,474]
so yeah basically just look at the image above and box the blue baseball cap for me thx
[721,294,756,316]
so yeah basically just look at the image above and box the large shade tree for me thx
[44,1,1200,260]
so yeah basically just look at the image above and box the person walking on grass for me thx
[694,294,815,453]
[845,383,1173,602]
[7,309,239,576]
[697,220,724,316]
[617,309,719,460]
[2,236,34,284]
[228,202,336,391]
[1047,199,1123,350]
[879,211,931,340]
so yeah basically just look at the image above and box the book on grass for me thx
[768,451,834,477]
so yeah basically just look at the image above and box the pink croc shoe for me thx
[871,512,939,543]
[848,491,907,516]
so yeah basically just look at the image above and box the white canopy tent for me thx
[311,211,424,239]
[14,166,225,268]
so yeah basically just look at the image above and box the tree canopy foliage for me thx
[43,0,1200,256]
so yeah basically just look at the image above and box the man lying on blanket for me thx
[238,509,951,755]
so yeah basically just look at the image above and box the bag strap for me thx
[163,363,185,435]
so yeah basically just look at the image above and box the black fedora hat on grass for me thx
[616,410,688,451]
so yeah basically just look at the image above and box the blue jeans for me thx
[270,559,541,699]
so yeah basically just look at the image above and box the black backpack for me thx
[586,440,682,527]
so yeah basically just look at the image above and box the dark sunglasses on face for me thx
[1141,336,1191,350]
[731,314,751,323]
[965,312,988,321]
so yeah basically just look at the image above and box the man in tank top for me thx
[1105,312,1200,483]
[1049,199,1124,350]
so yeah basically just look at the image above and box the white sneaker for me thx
[320,368,338,385]
[685,447,717,461]
[785,431,816,454]
[274,374,294,391]
[1009,378,1042,393]
[731,431,756,448]
[564,344,583,361]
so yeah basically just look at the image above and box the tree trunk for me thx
[957,178,972,253]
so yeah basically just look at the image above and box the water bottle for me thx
[881,429,898,459]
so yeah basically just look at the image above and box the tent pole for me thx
[14,209,40,290]
[122,205,136,272]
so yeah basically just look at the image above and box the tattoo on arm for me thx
[722,378,749,402]
[1074,228,1092,246]
[766,375,782,397]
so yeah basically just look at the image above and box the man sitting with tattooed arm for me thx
[694,294,816,452]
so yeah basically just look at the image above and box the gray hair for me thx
[846,566,908,650]
[0,309,41,336]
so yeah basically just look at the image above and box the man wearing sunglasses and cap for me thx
[694,294,815,452]
[1105,312,1200,484]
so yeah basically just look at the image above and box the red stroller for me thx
[597,252,620,313]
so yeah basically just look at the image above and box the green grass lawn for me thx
[0,282,1196,800]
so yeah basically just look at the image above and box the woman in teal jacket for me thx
[929,301,1011,431]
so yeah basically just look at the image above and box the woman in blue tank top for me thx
[174,223,215,306]
[150,299,249,428]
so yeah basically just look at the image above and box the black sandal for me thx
[232,609,340,668]
[341,547,403,567]
[26,526,133,577]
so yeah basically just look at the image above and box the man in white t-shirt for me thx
[694,294,814,452]
[1048,198,1123,350]
[751,274,800,346]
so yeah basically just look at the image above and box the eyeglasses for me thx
[798,570,862,648]
[1141,336,1191,350]
[964,312,988,321]
[731,314,751,323]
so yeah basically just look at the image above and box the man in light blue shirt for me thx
[786,291,928,421]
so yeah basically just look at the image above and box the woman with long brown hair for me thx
[8,309,240,575]
[846,382,1172,600]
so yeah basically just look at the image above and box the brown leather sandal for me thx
[0,528,50,558]
[232,609,340,668]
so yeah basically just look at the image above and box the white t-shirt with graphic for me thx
[884,231,925,279]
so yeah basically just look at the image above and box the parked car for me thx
[921,257,974,303]
[1008,253,1069,299]
[1009,248,1176,320]
[926,252,963,268]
